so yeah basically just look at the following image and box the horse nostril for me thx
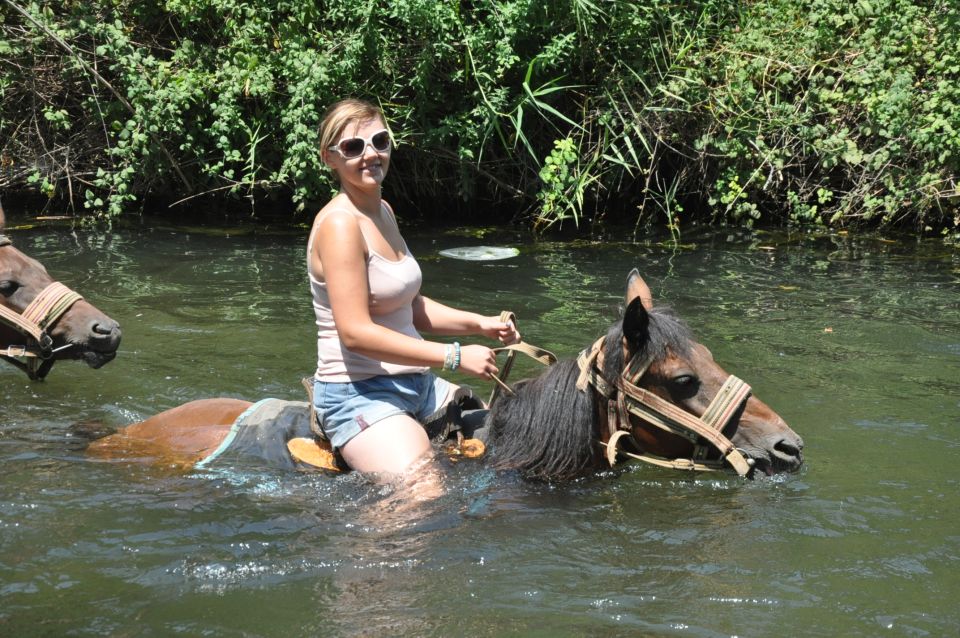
[774,438,802,460]
[90,321,121,347]
[91,320,119,336]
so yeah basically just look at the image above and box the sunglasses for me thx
[328,129,391,159]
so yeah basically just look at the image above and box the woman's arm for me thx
[413,295,520,345]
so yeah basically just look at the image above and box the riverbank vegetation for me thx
[0,0,957,237]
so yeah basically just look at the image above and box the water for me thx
[1,223,958,636]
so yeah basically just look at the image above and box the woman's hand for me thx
[458,344,500,379]
[478,316,521,345]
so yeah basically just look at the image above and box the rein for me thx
[488,311,557,406]
[0,234,84,380]
[575,335,754,476]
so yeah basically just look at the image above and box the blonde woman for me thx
[308,98,518,481]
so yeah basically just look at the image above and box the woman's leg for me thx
[339,412,433,476]
[340,413,444,500]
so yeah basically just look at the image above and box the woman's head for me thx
[320,99,387,158]
[319,99,391,185]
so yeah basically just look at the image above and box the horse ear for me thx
[622,296,650,348]
[0,196,5,230]
[626,268,653,311]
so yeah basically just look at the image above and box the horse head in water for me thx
[0,205,121,379]
[486,269,804,479]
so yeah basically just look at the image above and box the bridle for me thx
[467,310,754,476]
[575,335,755,476]
[0,234,84,380]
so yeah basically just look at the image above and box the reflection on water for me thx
[1,222,958,636]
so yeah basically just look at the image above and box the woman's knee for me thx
[339,414,432,476]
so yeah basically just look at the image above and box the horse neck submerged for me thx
[487,357,601,480]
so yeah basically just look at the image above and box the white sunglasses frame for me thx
[327,129,392,159]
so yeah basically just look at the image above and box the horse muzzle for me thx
[741,429,805,476]
[67,317,122,368]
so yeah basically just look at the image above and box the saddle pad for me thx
[195,398,487,472]
[195,399,316,471]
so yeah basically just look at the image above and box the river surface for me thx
[1,222,958,637]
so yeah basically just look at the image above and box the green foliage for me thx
[535,136,591,230]
[0,0,956,235]
[686,0,959,231]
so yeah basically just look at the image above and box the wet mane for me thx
[488,305,694,480]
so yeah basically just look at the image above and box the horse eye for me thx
[0,281,19,296]
[672,375,696,386]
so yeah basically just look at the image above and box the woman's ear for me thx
[321,149,336,170]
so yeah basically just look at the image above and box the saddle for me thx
[290,377,490,471]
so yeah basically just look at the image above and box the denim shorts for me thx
[313,373,452,450]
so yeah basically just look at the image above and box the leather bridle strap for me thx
[576,335,754,476]
[488,341,558,404]
[613,375,753,476]
[23,282,83,331]
[0,281,84,380]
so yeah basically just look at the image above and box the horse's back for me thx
[86,398,253,467]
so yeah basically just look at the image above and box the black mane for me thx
[487,306,693,480]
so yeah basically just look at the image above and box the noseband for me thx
[576,336,754,476]
[0,234,84,380]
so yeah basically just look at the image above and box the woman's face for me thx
[324,117,391,189]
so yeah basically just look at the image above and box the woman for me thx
[308,98,519,481]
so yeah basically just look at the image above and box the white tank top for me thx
[308,208,429,382]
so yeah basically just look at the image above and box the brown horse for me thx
[85,269,803,480]
[0,204,122,379]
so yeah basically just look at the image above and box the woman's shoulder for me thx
[314,202,360,230]
[312,203,367,261]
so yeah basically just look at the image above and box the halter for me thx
[0,234,84,380]
[575,335,754,476]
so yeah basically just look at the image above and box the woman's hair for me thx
[318,98,384,156]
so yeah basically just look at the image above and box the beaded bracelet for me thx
[443,343,453,370]
[450,341,461,371]
[442,342,462,371]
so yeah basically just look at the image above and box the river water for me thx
[1,222,958,636]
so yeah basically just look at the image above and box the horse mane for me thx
[487,305,694,480]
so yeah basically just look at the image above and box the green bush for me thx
[0,0,956,235]
[688,0,960,232]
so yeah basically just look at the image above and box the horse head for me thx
[601,269,804,476]
[0,211,121,379]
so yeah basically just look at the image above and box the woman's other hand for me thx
[478,316,521,345]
